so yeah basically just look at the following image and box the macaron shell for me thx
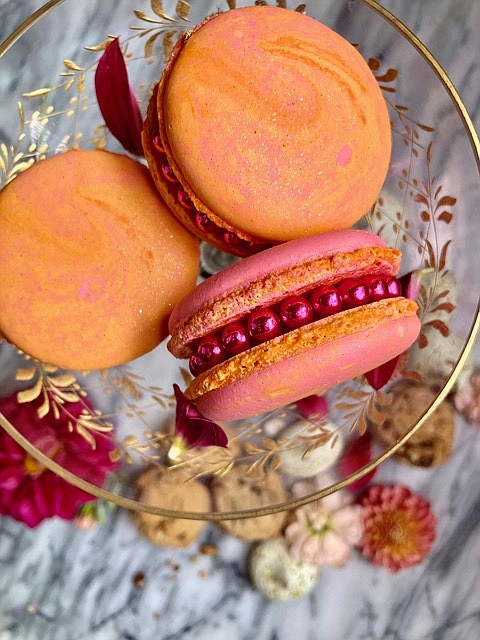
[168,230,398,357]
[142,85,220,243]
[162,6,391,241]
[170,230,385,321]
[188,303,421,422]
[0,149,199,370]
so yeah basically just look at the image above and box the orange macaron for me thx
[142,5,392,256]
[0,149,200,370]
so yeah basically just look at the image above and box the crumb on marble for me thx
[133,571,145,589]
[200,543,219,556]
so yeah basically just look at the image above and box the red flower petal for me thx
[295,394,328,419]
[0,464,23,491]
[365,357,400,391]
[399,270,422,301]
[11,481,43,528]
[173,384,228,449]
[365,270,422,391]
[340,433,377,491]
[94,38,144,156]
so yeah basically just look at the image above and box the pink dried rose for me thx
[168,384,228,459]
[285,477,364,567]
[454,370,480,425]
[358,484,436,573]
[0,392,118,528]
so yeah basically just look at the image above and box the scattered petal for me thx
[94,38,144,156]
[365,269,424,391]
[399,268,429,301]
[173,384,228,449]
[295,394,328,419]
[339,433,377,491]
[365,357,400,391]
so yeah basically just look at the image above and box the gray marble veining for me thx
[0,1,479,639]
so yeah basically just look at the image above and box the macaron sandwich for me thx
[167,230,420,422]
[142,5,391,256]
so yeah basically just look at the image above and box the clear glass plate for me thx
[0,0,478,521]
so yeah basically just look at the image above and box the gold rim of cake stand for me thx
[0,0,479,521]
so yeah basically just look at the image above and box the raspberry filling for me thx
[151,134,272,257]
[189,275,402,376]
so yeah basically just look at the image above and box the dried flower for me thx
[358,484,436,572]
[0,392,118,528]
[285,478,364,567]
[95,38,144,156]
[168,385,228,460]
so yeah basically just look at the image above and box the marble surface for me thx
[0,1,479,639]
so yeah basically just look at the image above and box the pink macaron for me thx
[168,230,420,422]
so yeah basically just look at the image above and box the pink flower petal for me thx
[94,38,144,156]
[173,384,228,449]
[340,433,377,491]
[317,490,351,513]
[300,534,325,564]
[330,505,364,545]
[320,531,353,567]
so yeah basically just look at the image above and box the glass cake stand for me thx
[0,0,478,521]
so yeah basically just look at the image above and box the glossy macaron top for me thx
[0,149,200,370]
[158,6,391,246]
[168,230,400,357]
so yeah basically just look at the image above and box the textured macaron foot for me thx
[143,6,391,255]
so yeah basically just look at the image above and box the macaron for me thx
[168,230,421,422]
[142,5,391,256]
[0,149,199,370]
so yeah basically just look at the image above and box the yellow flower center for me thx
[23,441,63,476]
[371,510,419,557]
[168,435,187,461]
[23,454,46,476]
[308,511,331,536]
